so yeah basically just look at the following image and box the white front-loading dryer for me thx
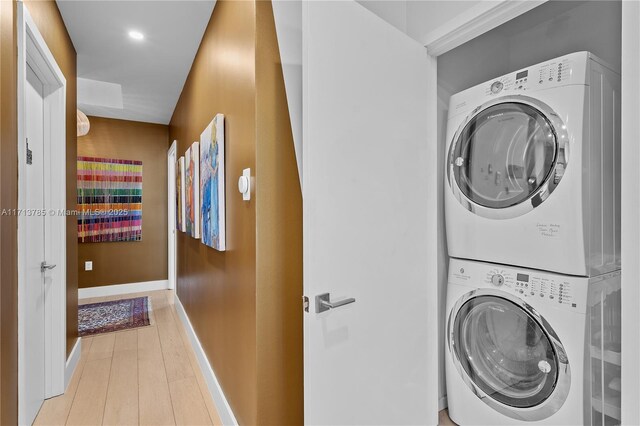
[444,52,620,276]
[445,258,621,425]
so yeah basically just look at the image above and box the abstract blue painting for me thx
[185,142,200,239]
[200,114,225,251]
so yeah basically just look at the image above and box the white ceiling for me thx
[57,0,216,124]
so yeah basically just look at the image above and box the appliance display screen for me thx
[517,273,529,282]
[516,70,528,80]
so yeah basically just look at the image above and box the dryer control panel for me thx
[482,56,577,96]
[449,257,594,313]
[448,51,613,118]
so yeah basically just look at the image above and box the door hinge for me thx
[26,138,32,165]
[302,296,309,313]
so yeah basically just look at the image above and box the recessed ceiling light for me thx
[128,30,144,41]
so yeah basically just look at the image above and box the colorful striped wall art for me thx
[77,156,143,243]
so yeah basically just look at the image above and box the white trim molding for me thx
[423,0,547,56]
[174,295,238,426]
[78,279,169,299]
[64,338,81,390]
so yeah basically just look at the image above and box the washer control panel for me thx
[450,258,591,313]
[487,268,577,307]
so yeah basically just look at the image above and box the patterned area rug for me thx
[78,297,151,337]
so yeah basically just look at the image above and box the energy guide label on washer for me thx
[536,223,560,238]
[453,269,471,281]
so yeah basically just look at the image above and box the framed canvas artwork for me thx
[176,156,186,232]
[200,114,226,251]
[77,156,142,242]
[185,142,200,239]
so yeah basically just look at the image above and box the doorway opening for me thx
[168,140,177,290]
[17,3,70,424]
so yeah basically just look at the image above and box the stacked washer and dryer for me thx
[443,52,622,425]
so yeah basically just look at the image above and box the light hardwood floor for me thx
[34,290,222,426]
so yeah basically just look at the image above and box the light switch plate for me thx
[85,261,93,271]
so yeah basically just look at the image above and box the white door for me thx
[168,142,177,290]
[24,63,47,425]
[303,2,433,424]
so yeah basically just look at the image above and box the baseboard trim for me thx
[64,338,81,390]
[174,295,238,426]
[439,395,448,410]
[78,280,169,299]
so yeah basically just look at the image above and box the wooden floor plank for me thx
[113,329,138,354]
[168,377,212,426]
[138,325,163,361]
[87,333,116,361]
[154,304,174,325]
[157,318,194,383]
[37,290,222,426]
[138,357,175,425]
[104,331,139,425]
[103,349,138,425]
[138,326,175,425]
[169,307,223,425]
[66,358,112,425]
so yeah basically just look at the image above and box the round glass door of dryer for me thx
[450,102,560,209]
[449,293,571,420]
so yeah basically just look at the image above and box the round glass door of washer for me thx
[450,294,570,415]
[450,102,560,209]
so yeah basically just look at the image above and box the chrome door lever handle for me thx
[315,293,355,313]
[40,261,57,272]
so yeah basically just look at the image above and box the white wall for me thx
[621,2,640,423]
[356,0,407,32]
[406,0,486,43]
[357,1,495,46]
[437,0,621,407]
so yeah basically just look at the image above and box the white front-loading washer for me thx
[444,52,620,277]
[445,258,621,425]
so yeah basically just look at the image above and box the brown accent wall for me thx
[0,1,77,423]
[255,2,304,423]
[170,1,258,423]
[77,117,169,288]
[0,1,18,424]
[168,1,302,424]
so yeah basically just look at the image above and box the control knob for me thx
[490,81,503,94]
[491,274,504,287]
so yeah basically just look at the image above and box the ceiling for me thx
[57,0,216,124]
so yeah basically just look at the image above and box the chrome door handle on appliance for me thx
[41,262,57,272]
[315,293,355,313]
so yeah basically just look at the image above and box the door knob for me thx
[40,261,56,273]
[315,293,355,313]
